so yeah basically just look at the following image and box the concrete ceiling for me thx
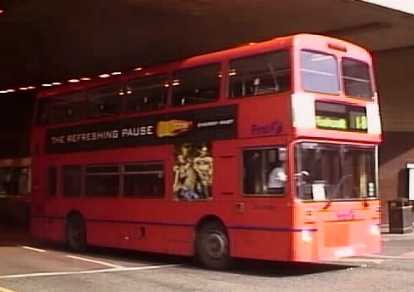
[1,0,414,88]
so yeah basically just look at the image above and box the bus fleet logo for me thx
[251,120,282,136]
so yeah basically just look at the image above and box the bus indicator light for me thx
[328,43,347,52]
[369,224,380,236]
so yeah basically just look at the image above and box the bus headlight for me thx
[369,224,381,236]
[301,230,313,243]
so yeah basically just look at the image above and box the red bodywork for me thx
[31,34,381,262]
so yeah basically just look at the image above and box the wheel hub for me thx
[205,232,226,259]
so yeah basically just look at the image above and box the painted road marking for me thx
[362,254,414,260]
[66,255,123,269]
[0,264,180,279]
[400,251,414,258]
[336,257,384,264]
[21,246,46,253]
[0,287,16,292]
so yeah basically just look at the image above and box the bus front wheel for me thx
[66,214,87,252]
[196,221,232,270]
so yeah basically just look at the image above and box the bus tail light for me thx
[366,103,382,135]
[292,93,315,129]
[301,230,313,243]
[369,224,381,236]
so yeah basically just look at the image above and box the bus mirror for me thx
[295,170,310,177]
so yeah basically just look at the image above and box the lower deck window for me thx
[123,164,164,197]
[243,147,287,195]
[62,166,82,197]
[85,165,120,197]
[48,167,57,197]
[60,162,164,198]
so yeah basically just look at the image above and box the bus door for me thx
[230,144,292,260]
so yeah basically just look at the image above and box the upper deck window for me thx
[171,64,220,106]
[48,92,86,124]
[87,85,123,117]
[229,50,290,98]
[301,51,339,94]
[125,75,168,112]
[342,58,373,99]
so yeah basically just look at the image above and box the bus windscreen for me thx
[295,142,376,201]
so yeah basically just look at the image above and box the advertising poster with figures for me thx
[173,142,213,200]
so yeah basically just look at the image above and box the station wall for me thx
[376,47,414,222]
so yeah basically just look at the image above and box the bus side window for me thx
[36,99,50,125]
[87,85,123,117]
[243,147,287,195]
[229,50,290,98]
[125,75,168,113]
[62,165,82,197]
[171,64,220,106]
[48,167,57,197]
[123,163,164,197]
[85,165,120,197]
[48,91,86,124]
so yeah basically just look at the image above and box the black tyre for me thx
[196,221,232,270]
[66,214,87,252]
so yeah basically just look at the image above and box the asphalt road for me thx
[1,231,414,292]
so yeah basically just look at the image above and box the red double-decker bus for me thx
[31,34,382,269]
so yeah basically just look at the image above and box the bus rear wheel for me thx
[66,214,87,252]
[196,221,232,270]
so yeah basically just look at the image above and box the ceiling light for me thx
[68,79,80,83]
[99,74,110,78]
[42,83,52,87]
[80,77,91,81]
[134,67,143,71]
[111,72,122,76]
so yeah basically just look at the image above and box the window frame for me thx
[341,57,374,100]
[241,146,287,197]
[124,74,169,113]
[300,49,340,95]
[227,49,292,99]
[47,166,58,197]
[86,84,124,118]
[59,162,165,199]
[62,165,83,198]
[171,63,221,107]
[294,142,377,201]
[122,162,165,198]
[84,164,121,197]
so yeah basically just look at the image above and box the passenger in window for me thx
[267,161,287,193]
